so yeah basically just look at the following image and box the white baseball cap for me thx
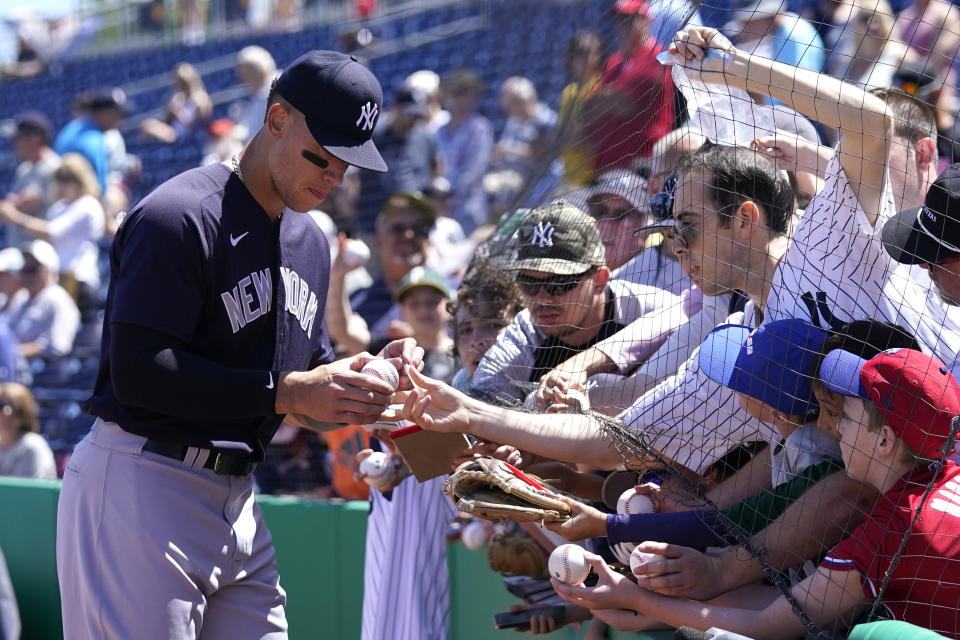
[0,248,23,273]
[20,239,59,273]
[587,169,649,213]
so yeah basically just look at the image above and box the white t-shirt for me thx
[612,246,690,295]
[769,423,842,487]
[46,194,105,290]
[6,284,80,357]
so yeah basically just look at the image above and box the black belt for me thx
[142,439,257,476]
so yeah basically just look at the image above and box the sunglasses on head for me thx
[649,172,677,221]
[516,268,594,297]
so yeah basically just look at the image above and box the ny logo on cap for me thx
[356,102,379,131]
[531,221,554,248]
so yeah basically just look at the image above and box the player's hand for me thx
[551,552,640,612]
[280,352,396,425]
[377,337,424,392]
[668,27,736,78]
[630,541,725,600]
[452,441,523,468]
[545,494,607,540]
[400,366,473,432]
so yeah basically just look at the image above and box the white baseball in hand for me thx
[341,239,371,269]
[617,489,656,516]
[630,547,665,578]
[360,359,400,391]
[461,520,489,551]
[548,544,590,585]
[359,452,393,488]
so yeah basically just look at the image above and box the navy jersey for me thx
[84,163,334,458]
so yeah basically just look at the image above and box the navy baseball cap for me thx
[275,50,387,172]
[882,163,960,265]
[699,319,828,419]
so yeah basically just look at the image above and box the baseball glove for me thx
[444,456,573,523]
[487,529,549,578]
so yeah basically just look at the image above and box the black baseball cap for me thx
[508,201,606,275]
[882,163,960,265]
[275,50,387,172]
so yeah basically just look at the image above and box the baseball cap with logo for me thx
[819,348,960,458]
[275,50,387,172]
[882,163,960,265]
[699,318,828,419]
[509,201,606,275]
[588,169,649,213]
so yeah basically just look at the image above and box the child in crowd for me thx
[550,348,960,638]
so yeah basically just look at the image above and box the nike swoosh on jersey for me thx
[230,231,250,247]
[266,371,274,389]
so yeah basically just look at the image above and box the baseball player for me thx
[56,50,422,639]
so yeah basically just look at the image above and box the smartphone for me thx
[494,605,566,630]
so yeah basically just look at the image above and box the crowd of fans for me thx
[4,0,960,635]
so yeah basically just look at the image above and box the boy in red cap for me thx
[548,348,960,638]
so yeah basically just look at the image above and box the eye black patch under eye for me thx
[301,150,329,169]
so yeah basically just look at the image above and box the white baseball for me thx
[359,452,393,488]
[629,547,665,577]
[341,239,371,269]
[617,489,656,516]
[461,520,489,551]
[360,359,400,391]
[548,544,591,585]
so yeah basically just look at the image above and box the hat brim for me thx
[509,258,597,276]
[304,119,387,172]
[819,349,869,398]
[699,325,751,388]
[633,220,676,237]
[882,207,959,265]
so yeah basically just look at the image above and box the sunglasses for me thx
[388,223,431,239]
[516,269,594,298]
[649,172,677,221]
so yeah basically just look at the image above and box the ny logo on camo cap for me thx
[531,221,555,248]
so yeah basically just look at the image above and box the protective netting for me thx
[460,0,960,637]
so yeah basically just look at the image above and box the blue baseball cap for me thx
[699,319,828,419]
[275,50,387,172]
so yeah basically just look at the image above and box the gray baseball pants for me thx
[57,419,288,639]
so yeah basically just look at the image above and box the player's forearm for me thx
[467,401,621,469]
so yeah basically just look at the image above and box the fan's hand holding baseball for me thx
[400,366,473,432]
[551,552,638,612]
[536,368,588,409]
[545,494,607,541]
[629,541,725,600]
[277,352,396,426]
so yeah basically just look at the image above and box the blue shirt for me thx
[54,117,109,194]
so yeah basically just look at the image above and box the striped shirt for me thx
[361,475,458,640]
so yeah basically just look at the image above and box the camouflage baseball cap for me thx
[508,201,606,275]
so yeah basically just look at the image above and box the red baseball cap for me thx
[820,348,960,458]
[612,0,650,17]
